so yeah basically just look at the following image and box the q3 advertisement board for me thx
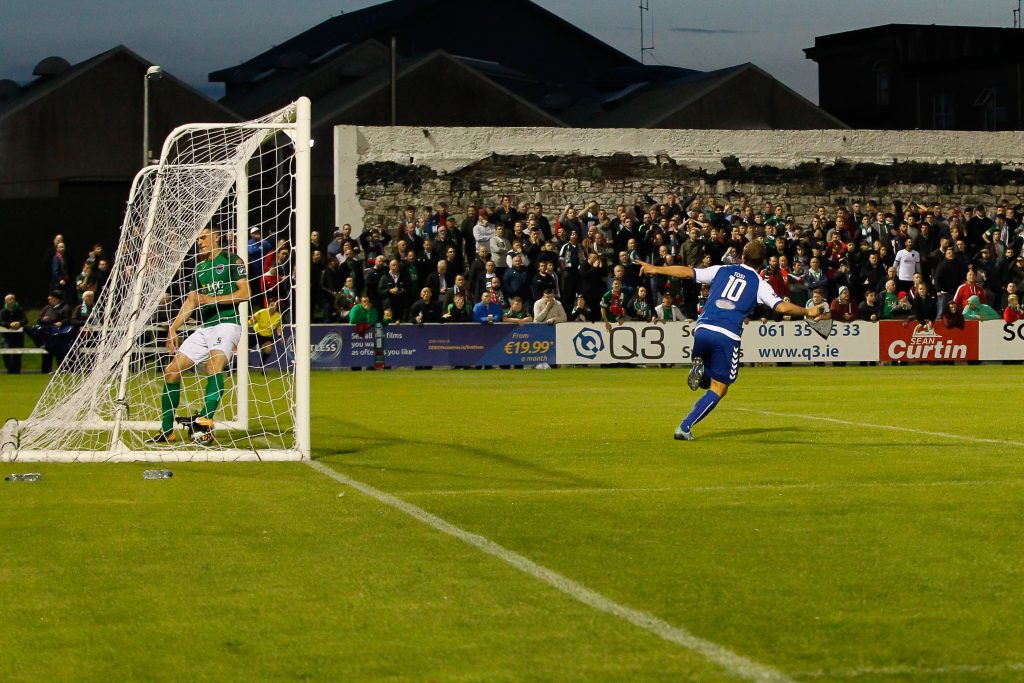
[554,321,878,365]
[555,322,696,365]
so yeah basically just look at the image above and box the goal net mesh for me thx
[18,102,303,461]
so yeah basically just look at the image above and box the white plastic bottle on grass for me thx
[143,469,173,480]
[5,473,41,482]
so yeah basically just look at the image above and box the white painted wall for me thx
[336,125,1024,232]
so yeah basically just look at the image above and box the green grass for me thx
[1,366,1023,681]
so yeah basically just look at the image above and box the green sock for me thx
[161,381,181,433]
[202,373,225,419]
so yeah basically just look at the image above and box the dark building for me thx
[805,24,1024,131]
[211,0,844,227]
[0,46,238,302]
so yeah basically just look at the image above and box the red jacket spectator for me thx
[953,280,984,311]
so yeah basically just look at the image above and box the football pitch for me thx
[1,365,1023,682]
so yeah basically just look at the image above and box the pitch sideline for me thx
[305,459,793,683]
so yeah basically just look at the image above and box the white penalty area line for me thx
[400,486,673,497]
[794,661,1024,679]
[399,480,1024,497]
[732,407,1024,449]
[305,459,793,683]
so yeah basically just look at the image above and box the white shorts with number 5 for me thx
[178,323,242,365]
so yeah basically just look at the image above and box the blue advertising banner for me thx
[306,323,555,368]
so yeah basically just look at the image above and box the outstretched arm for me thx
[775,300,829,320]
[636,260,696,280]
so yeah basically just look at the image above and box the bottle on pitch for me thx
[5,473,42,482]
[142,469,173,480]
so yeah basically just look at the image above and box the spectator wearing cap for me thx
[327,227,345,258]
[247,226,275,297]
[0,293,28,374]
[570,294,592,322]
[830,286,857,322]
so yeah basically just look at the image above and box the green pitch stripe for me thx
[306,460,794,683]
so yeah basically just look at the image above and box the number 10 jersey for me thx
[693,264,782,341]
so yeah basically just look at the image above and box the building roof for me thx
[210,0,638,86]
[309,49,565,129]
[212,0,841,130]
[0,45,238,122]
[805,23,1024,64]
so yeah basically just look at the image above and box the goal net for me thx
[11,98,311,462]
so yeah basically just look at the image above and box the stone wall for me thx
[335,126,1024,233]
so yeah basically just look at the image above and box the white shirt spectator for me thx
[893,247,921,281]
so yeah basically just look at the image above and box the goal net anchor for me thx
[9,99,312,463]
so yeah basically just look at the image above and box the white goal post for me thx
[9,98,312,462]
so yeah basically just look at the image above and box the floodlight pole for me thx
[143,65,163,166]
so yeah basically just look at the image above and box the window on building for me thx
[875,66,890,106]
[975,87,1009,130]
[933,93,955,129]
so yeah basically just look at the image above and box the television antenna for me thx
[639,0,654,64]
[1015,0,1022,28]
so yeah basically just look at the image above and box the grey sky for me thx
[1,0,1016,104]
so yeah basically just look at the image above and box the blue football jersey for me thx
[694,264,782,340]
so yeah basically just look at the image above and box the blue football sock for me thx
[681,390,721,432]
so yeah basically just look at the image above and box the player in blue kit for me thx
[638,240,828,440]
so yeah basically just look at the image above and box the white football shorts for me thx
[178,322,242,365]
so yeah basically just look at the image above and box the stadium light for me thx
[143,65,163,166]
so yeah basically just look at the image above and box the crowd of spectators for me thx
[312,193,1024,331]
[1,233,107,373]
[6,192,1024,374]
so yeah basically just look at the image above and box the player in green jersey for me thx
[149,227,249,444]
